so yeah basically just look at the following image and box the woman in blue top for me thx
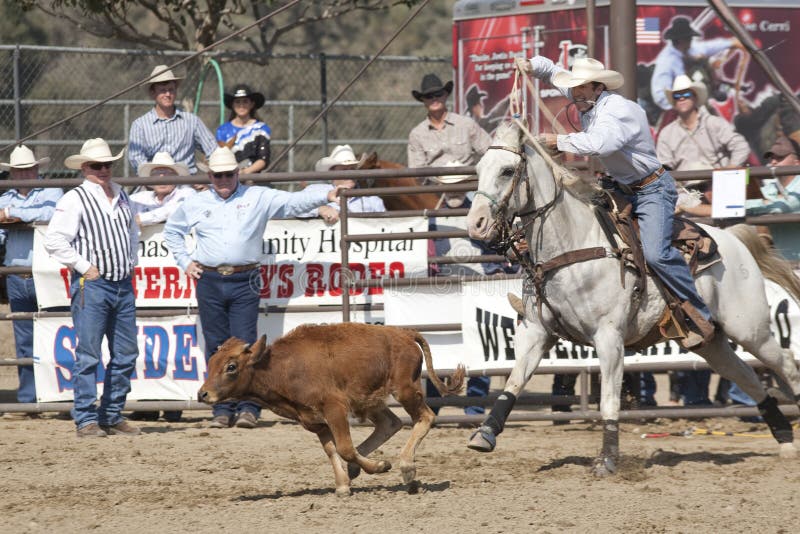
[216,84,271,174]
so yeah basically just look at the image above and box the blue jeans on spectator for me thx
[626,173,712,322]
[677,370,712,405]
[70,275,139,429]
[639,372,657,406]
[7,275,37,403]
[197,269,262,419]
[426,375,490,415]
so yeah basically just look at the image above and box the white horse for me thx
[465,121,800,475]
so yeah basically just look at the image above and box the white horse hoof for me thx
[592,457,617,477]
[779,442,797,459]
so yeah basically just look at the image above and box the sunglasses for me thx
[211,171,237,179]
[87,161,113,171]
[421,89,446,100]
[672,90,695,101]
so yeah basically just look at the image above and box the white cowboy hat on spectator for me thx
[551,58,624,91]
[144,65,183,88]
[665,74,708,107]
[138,151,190,177]
[0,145,50,170]
[678,161,712,188]
[197,147,239,173]
[315,145,360,172]
[430,160,473,184]
[64,138,124,170]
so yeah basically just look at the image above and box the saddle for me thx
[594,190,720,350]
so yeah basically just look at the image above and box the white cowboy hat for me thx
[197,147,239,173]
[138,151,190,177]
[430,160,473,184]
[315,145,360,172]
[551,58,624,91]
[665,74,708,107]
[144,65,183,88]
[0,145,50,170]
[64,138,124,170]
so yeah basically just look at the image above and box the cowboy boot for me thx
[679,301,716,350]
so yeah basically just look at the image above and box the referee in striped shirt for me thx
[45,138,141,438]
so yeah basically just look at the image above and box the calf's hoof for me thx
[375,460,392,474]
[335,486,352,498]
[400,462,416,485]
[467,425,496,453]
[591,456,617,478]
[779,442,797,459]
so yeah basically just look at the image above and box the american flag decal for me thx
[636,17,661,44]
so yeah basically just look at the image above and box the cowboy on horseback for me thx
[514,55,715,348]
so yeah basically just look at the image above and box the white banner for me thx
[32,217,428,308]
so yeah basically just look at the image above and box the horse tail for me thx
[727,223,800,304]
[412,331,465,395]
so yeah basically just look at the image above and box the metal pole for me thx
[586,0,596,58]
[609,0,637,100]
[339,191,351,322]
[288,104,295,174]
[13,45,21,140]
[123,103,130,178]
[320,52,328,156]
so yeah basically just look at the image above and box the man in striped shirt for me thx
[45,138,141,438]
[128,65,217,175]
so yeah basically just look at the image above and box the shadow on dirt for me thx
[232,480,451,500]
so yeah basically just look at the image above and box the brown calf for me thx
[197,323,465,496]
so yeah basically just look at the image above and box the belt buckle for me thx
[217,264,235,276]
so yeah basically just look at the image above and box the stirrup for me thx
[507,293,525,317]
[678,302,716,350]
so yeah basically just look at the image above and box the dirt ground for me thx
[2,310,800,533]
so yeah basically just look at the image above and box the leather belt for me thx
[630,166,665,190]
[199,263,260,276]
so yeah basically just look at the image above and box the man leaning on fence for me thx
[44,138,141,438]
[128,65,217,175]
[162,146,347,429]
[0,146,63,417]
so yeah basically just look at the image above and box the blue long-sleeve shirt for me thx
[163,183,329,271]
[128,108,217,174]
[0,186,64,266]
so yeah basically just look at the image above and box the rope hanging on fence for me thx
[0,0,302,153]
[265,0,432,172]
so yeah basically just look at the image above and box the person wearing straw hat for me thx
[216,84,271,175]
[0,145,63,417]
[130,151,196,228]
[44,138,141,438]
[516,54,715,348]
[657,75,749,176]
[163,146,346,429]
[650,15,741,112]
[128,64,217,175]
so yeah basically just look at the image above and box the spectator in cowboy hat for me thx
[163,146,348,429]
[130,152,195,228]
[215,84,271,174]
[44,138,141,438]
[0,145,63,418]
[650,15,742,112]
[128,64,216,175]
[299,145,384,225]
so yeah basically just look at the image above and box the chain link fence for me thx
[0,45,450,176]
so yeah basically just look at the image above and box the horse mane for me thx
[727,223,800,304]
[493,121,600,202]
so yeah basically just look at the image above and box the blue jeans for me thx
[627,173,712,321]
[7,275,37,403]
[70,275,139,429]
[426,375,489,415]
[197,270,262,419]
[677,370,712,405]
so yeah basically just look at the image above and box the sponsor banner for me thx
[32,217,428,308]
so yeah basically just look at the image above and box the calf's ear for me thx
[248,334,270,366]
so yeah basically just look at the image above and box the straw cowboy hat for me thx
[0,145,50,170]
[551,58,624,91]
[315,145,360,172]
[64,138,124,170]
[144,65,183,88]
[665,74,708,107]
[223,84,265,110]
[430,160,473,185]
[197,147,239,173]
[664,16,700,41]
[138,151,190,177]
[412,74,454,102]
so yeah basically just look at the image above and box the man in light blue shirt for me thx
[0,145,63,412]
[163,147,344,429]
[518,54,714,348]
[650,16,740,112]
[128,65,217,175]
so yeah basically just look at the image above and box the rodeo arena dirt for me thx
[5,0,800,533]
